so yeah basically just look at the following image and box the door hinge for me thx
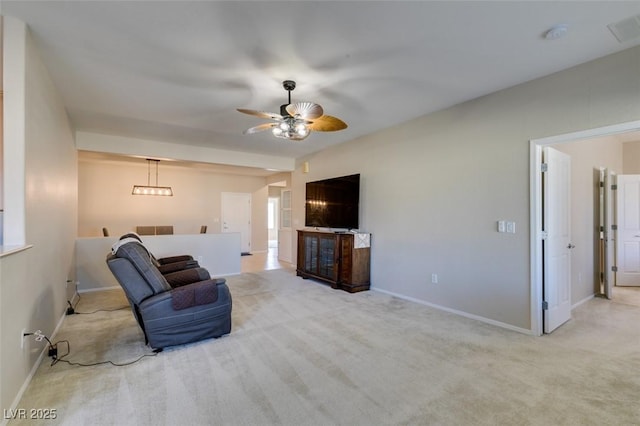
[612,266,618,272]
[542,301,548,310]
[599,181,604,187]
[541,163,548,173]
[611,224,618,231]
[540,231,549,240]
[611,184,618,190]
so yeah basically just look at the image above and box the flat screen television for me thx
[305,174,360,230]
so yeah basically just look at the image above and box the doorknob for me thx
[567,244,575,249]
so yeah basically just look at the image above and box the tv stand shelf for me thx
[296,230,370,293]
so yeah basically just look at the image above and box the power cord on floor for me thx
[23,331,160,368]
[71,306,130,315]
[66,293,129,315]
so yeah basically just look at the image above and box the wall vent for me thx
[608,15,640,43]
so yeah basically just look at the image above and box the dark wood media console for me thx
[296,230,371,293]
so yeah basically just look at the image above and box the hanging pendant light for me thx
[132,159,173,196]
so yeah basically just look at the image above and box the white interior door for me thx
[616,175,640,286]
[602,169,616,298]
[222,192,251,254]
[543,147,573,333]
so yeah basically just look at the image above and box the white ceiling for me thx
[3,1,640,168]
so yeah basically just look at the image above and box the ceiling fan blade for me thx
[307,115,348,132]
[286,102,324,120]
[237,108,283,120]
[243,122,278,135]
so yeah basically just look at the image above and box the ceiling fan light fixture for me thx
[270,116,310,141]
[295,122,308,135]
[237,80,347,141]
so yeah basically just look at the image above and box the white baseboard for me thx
[78,285,121,293]
[572,294,595,309]
[371,287,535,336]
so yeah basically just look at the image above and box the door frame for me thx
[602,168,616,298]
[530,119,640,336]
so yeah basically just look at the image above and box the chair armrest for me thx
[157,260,199,274]
[158,255,194,265]
[164,267,211,288]
[170,279,219,310]
[139,279,229,318]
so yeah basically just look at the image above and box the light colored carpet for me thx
[11,269,640,425]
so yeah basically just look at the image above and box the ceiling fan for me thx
[237,80,347,141]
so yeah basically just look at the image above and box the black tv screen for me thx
[305,174,360,230]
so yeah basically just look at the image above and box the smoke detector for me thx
[544,24,569,40]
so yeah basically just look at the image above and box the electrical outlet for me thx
[48,344,58,358]
[431,273,438,284]
[21,328,27,349]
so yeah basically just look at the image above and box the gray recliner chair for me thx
[106,241,232,349]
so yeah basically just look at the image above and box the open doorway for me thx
[530,120,640,336]
[267,180,293,264]
[239,186,293,273]
[268,196,279,251]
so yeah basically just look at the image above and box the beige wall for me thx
[1,18,77,413]
[623,140,640,173]
[78,158,270,252]
[292,45,640,331]
[554,136,623,305]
